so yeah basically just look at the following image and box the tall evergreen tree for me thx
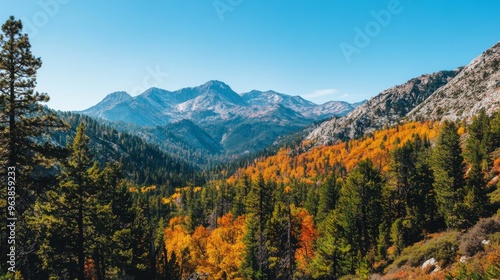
[335,160,383,275]
[490,110,500,145]
[304,186,319,219]
[0,16,66,276]
[31,124,135,279]
[232,174,251,217]
[316,174,340,224]
[387,135,436,244]
[65,124,93,280]
[311,211,346,279]
[242,174,274,279]
[462,109,492,223]
[267,187,299,280]
[431,121,466,229]
[130,197,154,279]
[0,15,66,203]
[465,109,493,170]
[87,163,129,280]
[29,124,95,279]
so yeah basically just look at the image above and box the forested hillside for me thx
[158,112,500,279]
[54,111,203,190]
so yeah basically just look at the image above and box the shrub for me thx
[487,231,500,245]
[459,217,500,256]
[386,231,460,272]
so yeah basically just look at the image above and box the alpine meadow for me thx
[1,2,500,280]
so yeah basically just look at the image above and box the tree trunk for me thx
[8,31,16,168]
[150,230,157,280]
[78,193,85,280]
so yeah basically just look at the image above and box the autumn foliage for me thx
[161,118,500,279]
[164,213,246,279]
[228,121,440,185]
[295,209,318,275]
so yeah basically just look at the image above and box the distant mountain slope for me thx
[110,119,224,167]
[53,112,201,189]
[78,81,361,164]
[409,42,500,121]
[307,100,358,119]
[307,70,460,145]
[83,91,132,117]
[241,90,355,119]
[242,90,314,107]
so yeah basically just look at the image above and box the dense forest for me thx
[1,16,500,280]
[160,115,500,279]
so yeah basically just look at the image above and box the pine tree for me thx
[242,174,274,279]
[335,160,383,274]
[431,121,467,229]
[267,187,299,280]
[153,218,168,279]
[65,124,94,280]
[0,15,66,207]
[29,124,97,279]
[242,215,261,279]
[131,197,154,279]
[304,186,319,219]
[30,124,134,279]
[311,211,346,279]
[491,110,500,145]
[463,110,492,223]
[390,218,404,256]
[0,16,66,276]
[387,135,436,244]
[316,174,340,224]
[465,109,493,170]
[232,174,251,217]
[90,163,136,278]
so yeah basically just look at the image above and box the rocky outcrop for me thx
[409,42,500,121]
[307,70,460,145]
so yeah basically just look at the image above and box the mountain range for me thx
[81,81,357,126]
[79,81,363,165]
[78,41,500,166]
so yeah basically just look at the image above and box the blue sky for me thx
[1,0,499,111]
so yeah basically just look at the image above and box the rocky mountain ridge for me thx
[307,69,461,145]
[307,41,500,146]
[409,42,500,121]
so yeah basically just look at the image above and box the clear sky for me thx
[1,0,499,111]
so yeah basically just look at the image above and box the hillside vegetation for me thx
[159,110,500,279]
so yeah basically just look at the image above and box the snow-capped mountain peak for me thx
[79,81,359,127]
